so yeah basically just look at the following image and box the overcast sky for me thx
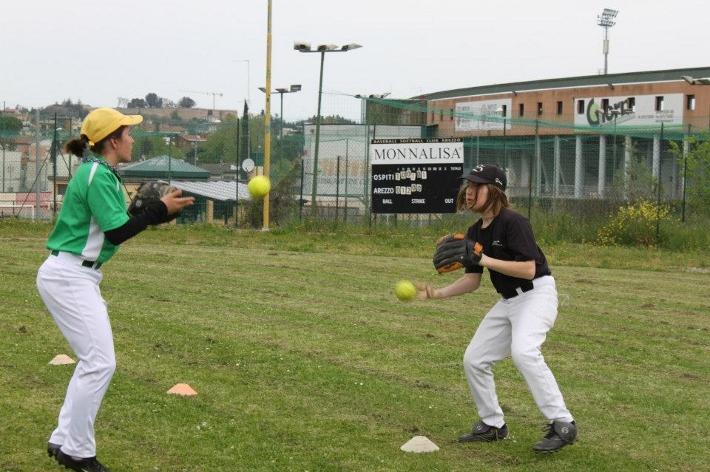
[1,0,708,121]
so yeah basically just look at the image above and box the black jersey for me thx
[465,207,551,295]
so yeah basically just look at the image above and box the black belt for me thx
[50,250,103,270]
[501,280,534,300]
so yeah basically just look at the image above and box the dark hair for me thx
[64,126,127,158]
[456,182,509,216]
[64,135,90,158]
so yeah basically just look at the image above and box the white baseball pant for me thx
[36,252,116,458]
[463,276,573,428]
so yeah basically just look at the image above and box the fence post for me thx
[344,140,349,224]
[681,124,690,223]
[52,113,58,220]
[335,155,341,223]
[535,121,541,199]
[528,131,534,221]
[656,123,664,245]
[476,135,480,165]
[35,109,41,219]
[368,125,376,229]
[553,135,561,199]
[612,117,618,183]
[299,157,305,221]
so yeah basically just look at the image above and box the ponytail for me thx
[64,135,90,158]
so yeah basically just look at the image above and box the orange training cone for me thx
[167,383,198,396]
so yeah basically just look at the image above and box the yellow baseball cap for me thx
[81,108,143,145]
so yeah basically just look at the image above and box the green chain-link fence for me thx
[2,97,708,246]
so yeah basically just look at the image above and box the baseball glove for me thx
[433,233,483,273]
[128,180,179,218]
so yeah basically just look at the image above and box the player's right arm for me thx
[416,272,481,300]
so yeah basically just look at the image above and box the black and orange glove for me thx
[433,233,483,273]
[128,180,179,223]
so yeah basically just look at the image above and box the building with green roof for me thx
[118,156,210,180]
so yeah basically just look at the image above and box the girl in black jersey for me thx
[418,164,577,453]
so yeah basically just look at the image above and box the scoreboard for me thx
[370,138,464,214]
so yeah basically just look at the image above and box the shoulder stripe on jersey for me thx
[87,162,100,186]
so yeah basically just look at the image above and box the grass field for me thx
[0,221,708,471]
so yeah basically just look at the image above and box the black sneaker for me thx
[458,421,509,442]
[533,420,577,453]
[55,450,111,472]
[47,442,61,459]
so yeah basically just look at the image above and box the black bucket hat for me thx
[461,164,506,191]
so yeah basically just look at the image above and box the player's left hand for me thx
[433,234,483,273]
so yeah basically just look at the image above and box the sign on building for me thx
[575,93,684,127]
[455,99,512,132]
[370,138,464,214]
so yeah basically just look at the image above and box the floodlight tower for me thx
[597,8,619,75]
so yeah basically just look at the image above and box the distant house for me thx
[177,134,208,147]
[199,162,238,181]
[177,135,208,164]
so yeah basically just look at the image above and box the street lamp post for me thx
[294,42,362,216]
[259,84,302,141]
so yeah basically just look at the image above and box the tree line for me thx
[127,93,195,109]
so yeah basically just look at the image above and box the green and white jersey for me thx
[47,157,129,264]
